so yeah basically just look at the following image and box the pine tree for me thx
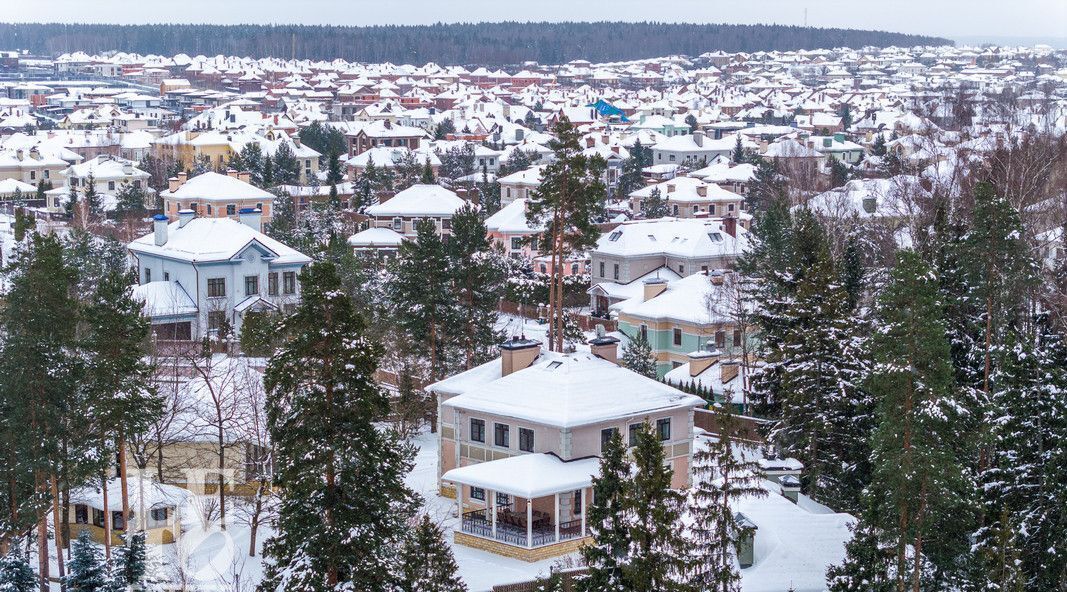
[117,531,147,588]
[578,429,630,592]
[420,159,435,184]
[526,117,606,352]
[621,333,657,379]
[261,154,274,188]
[685,114,698,133]
[622,423,690,591]
[685,407,765,592]
[732,135,744,164]
[448,204,505,370]
[261,262,419,592]
[866,250,976,591]
[114,182,147,218]
[641,187,668,219]
[871,134,887,157]
[825,520,894,592]
[433,119,455,140]
[975,314,1067,591]
[67,531,107,592]
[616,139,651,199]
[389,219,457,380]
[0,544,36,592]
[83,173,101,215]
[237,142,266,186]
[264,192,298,246]
[399,515,467,592]
[272,142,301,186]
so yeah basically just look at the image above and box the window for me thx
[608,230,623,242]
[628,423,642,446]
[470,419,485,443]
[75,505,88,524]
[144,268,151,283]
[519,428,534,452]
[283,272,296,294]
[208,311,226,331]
[189,202,198,213]
[728,203,735,212]
[29,170,36,180]
[93,508,104,528]
[672,204,679,215]
[656,418,671,441]
[151,507,168,522]
[708,204,715,215]
[494,423,510,448]
[133,180,141,189]
[673,328,682,346]
[207,205,213,215]
[164,272,169,281]
[442,218,451,230]
[226,204,236,216]
[715,330,726,349]
[733,329,742,347]
[392,217,402,231]
[571,263,579,275]
[701,265,709,273]
[540,264,547,274]
[708,232,723,242]
[601,427,619,451]
[511,237,523,250]
[678,264,685,274]
[268,273,279,296]
[640,324,648,342]
[44,170,50,179]
[573,490,583,513]
[207,278,226,298]
[613,263,619,280]
[470,487,486,501]
[530,237,538,251]
[496,492,511,507]
[245,275,259,296]
[599,261,605,277]
[108,181,116,191]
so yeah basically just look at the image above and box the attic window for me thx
[546,361,563,370]
[608,231,623,242]
[708,232,724,242]
[647,234,656,242]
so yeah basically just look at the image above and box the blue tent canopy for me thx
[587,99,630,123]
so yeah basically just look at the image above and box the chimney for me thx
[720,359,740,384]
[722,216,737,238]
[693,130,705,147]
[152,214,169,246]
[293,136,302,148]
[586,137,595,148]
[666,183,676,193]
[168,176,180,192]
[780,475,801,504]
[178,208,195,228]
[239,171,252,184]
[499,336,541,377]
[122,162,134,175]
[688,348,720,377]
[177,171,188,185]
[227,168,239,179]
[696,185,707,197]
[239,207,262,231]
[643,276,668,301]
[588,335,621,365]
[15,149,23,161]
[709,270,725,285]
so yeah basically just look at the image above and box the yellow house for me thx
[160,170,275,221]
[66,477,187,545]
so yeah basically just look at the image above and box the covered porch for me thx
[442,453,598,560]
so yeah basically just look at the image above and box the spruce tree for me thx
[622,423,690,592]
[641,187,668,219]
[117,531,147,587]
[685,407,765,592]
[732,135,744,163]
[83,173,101,215]
[825,520,894,592]
[261,262,419,592]
[420,159,435,184]
[578,429,630,592]
[389,219,458,380]
[67,531,107,592]
[272,142,301,185]
[0,545,35,592]
[238,142,265,186]
[621,333,657,379]
[114,182,147,218]
[399,515,467,592]
[866,251,976,591]
[526,117,606,352]
[448,204,505,370]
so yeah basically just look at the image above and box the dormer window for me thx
[608,230,623,242]
[708,232,723,242]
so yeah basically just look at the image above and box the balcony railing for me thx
[461,509,585,548]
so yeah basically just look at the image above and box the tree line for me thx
[0,22,950,66]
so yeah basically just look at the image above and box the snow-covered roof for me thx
[484,198,541,234]
[364,184,468,218]
[131,281,198,317]
[442,453,600,498]
[128,217,312,265]
[70,477,189,511]
[441,351,704,428]
[594,217,747,259]
[614,271,750,325]
[348,226,406,247]
[161,171,275,202]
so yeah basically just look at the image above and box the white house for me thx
[128,210,312,340]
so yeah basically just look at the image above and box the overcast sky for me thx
[5,0,1065,41]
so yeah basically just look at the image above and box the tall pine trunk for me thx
[119,432,130,535]
[51,476,65,588]
[101,471,111,559]
[34,473,49,592]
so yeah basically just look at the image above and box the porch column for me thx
[490,489,497,538]
[580,487,587,537]
[526,497,533,549]
[554,493,560,542]
[456,484,464,532]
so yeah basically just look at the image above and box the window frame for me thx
[207,277,226,298]
[469,418,485,443]
[600,427,619,452]
[656,418,671,442]
[283,271,297,294]
[518,427,534,452]
[494,422,510,448]
[268,272,279,296]
[244,275,259,296]
[673,328,682,346]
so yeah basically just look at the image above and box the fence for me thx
[498,300,617,333]
[693,408,771,444]
[492,568,589,592]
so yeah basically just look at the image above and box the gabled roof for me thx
[364,184,467,218]
[161,171,274,202]
[128,217,311,265]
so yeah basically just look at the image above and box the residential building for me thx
[160,170,277,221]
[628,176,746,220]
[362,183,469,239]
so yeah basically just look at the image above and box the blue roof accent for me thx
[152,214,168,221]
[238,207,261,214]
[587,99,630,123]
